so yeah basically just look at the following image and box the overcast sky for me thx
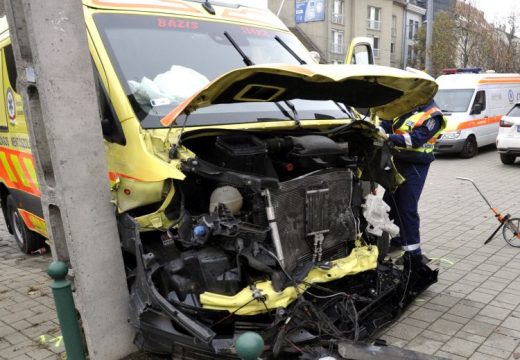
[474,0,520,25]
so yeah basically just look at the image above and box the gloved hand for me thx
[377,126,388,139]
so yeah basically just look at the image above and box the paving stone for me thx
[482,333,520,353]
[473,314,504,326]
[11,354,32,360]
[442,337,480,358]
[479,305,512,320]
[478,344,512,359]
[469,351,503,360]
[429,294,461,308]
[421,329,453,343]
[490,299,518,310]
[435,350,467,360]
[401,317,431,329]
[501,314,520,332]
[461,319,497,337]
[405,336,443,355]
[441,313,472,325]
[421,301,450,313]
[456,330,486,345]
[466,290,495,304]
[429,318,464,336]
[448,303,481,318]
[24,348,55,360]
[409,307,444,323]
[384,323,422,341]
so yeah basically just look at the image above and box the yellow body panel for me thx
[200,246,378,315]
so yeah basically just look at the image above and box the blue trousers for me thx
[383,161,430,254]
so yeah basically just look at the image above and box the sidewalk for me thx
[380,148,520,359]
[0,148,519,360]
[0,226,64,360]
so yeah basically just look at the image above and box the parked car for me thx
[497,102,520,164]
[434,73,520,158]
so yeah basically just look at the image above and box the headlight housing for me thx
[441,131,461,139]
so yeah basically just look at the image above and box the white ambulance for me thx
[433,73,520,158]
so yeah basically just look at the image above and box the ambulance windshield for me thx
[94,13,349,128]
[434,89,475,113]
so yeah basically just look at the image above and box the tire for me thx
[503,217,520,248]
[500,153,516,165]
[6,195,43,254]
[459,136,478,159]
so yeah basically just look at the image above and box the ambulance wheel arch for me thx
[7,199,42,254]
[0,186,43,253]
[460,134,478,159]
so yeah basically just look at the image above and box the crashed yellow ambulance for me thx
[0,0,439,358]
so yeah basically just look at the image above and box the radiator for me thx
[270,169,356,272]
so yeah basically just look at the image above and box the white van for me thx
[434,73,520,158]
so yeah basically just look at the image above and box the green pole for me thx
[235,332,264,360]
[48,261,86,360]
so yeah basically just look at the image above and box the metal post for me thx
[5,1,136,358]
[48,261,86,360]
[425,0,434,73]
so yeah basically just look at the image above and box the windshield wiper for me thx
[224,31,254,66]
[274,35,306,65]
[284,100,301,127]
[333,101,356,119]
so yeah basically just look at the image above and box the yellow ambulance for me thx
[0,0,440,357]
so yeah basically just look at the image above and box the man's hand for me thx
[377,126,388,139]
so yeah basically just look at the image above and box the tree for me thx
[453,0,491,68]
[414,0,520,76]
[414,11,458,76]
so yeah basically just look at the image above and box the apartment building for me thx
[405,1,426,67]
[269,0,427,68]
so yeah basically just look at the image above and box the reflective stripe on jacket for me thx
[393,105,447,153]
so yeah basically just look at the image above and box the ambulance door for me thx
[468,89,490,145]
[3,45,28,139]
[0,47,8,133]
[1,44,40,212]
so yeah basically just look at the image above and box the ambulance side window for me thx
[471,90,486,114]
[4,45,17,89]
[96,75,126,145]
[0,50,8,131]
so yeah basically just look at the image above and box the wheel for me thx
[500,153,516,165]
[503,217,520,247]
[459,136,478,158]
[6,195,43,254]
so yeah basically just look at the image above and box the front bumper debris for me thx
[120,215,438,359]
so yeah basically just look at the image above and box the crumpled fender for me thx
[200,246,378,315]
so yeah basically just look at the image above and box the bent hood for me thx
[161,63,438,126]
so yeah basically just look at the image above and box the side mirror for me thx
[470,103,482,115]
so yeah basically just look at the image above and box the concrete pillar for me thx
[5,1,135,359]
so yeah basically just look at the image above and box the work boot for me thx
[395,252,430,266]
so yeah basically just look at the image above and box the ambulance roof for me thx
[83,0,285,29]
[436,73,520,89]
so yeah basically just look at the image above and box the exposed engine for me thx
[124,127,438,359]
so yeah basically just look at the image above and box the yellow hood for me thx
[161,63,438,126]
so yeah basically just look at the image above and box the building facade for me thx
[269,0,427,68]
[404,1,426,67]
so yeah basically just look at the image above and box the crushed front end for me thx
[121,123,438,359]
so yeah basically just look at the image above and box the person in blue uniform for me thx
[380,100,447,259]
